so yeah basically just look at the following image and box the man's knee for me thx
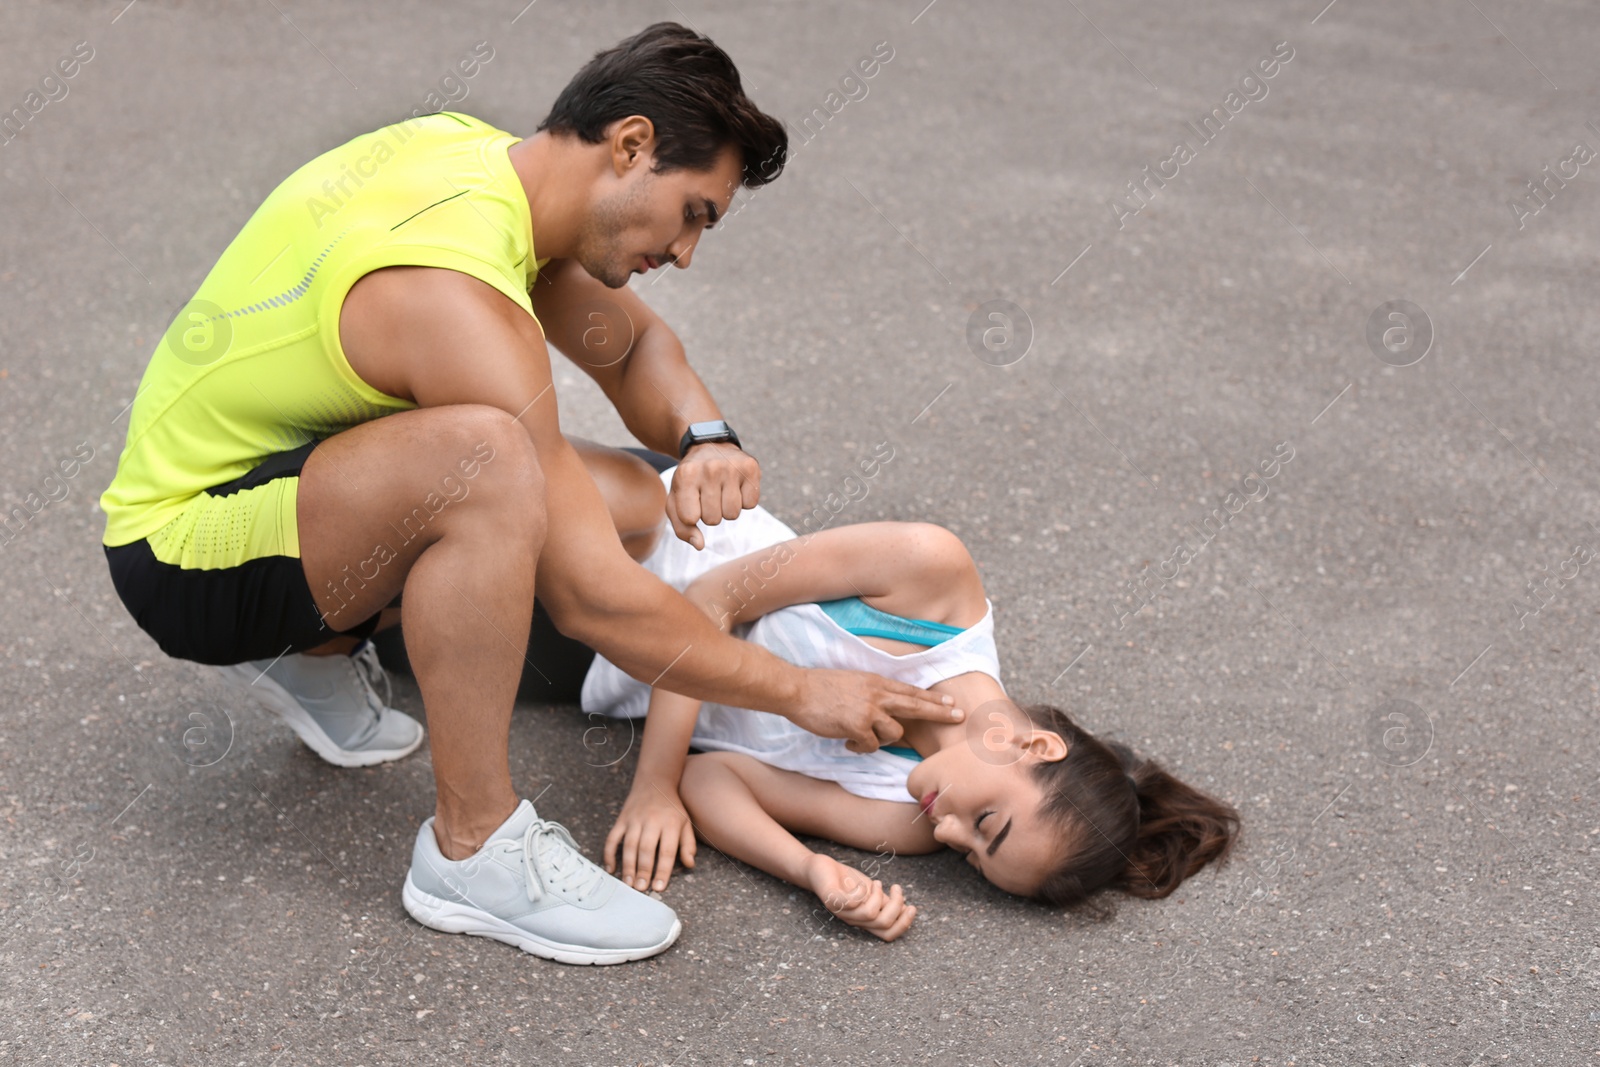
[435,405,539,487]
[433,406,545,536]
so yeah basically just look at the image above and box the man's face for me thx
[576,142,742,289]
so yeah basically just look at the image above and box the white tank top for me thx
[580,469,1004,803]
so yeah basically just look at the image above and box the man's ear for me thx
[1023,730,1069,763]
[610,115,657,174]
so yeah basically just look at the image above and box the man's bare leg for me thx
[304,436,663,661]
[294,404,545,860]
[289,408,680,964]
[302,605,402,655]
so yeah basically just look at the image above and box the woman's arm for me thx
[680,522,988,636]
[680,751,939,942]
[603,687,704,892]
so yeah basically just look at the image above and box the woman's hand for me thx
[805,853,917,942]
[603,782,697,893]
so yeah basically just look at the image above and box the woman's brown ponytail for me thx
[1022,704,1239,908]
[1115,750,1240,899]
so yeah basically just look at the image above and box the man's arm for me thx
[531,258,716,453]
[362,267,960,745]
[531,258,758,547]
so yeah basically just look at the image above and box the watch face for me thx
[680,420,739,458]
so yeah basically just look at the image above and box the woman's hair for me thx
[537,22,788,189]
[1023,704,1239,909]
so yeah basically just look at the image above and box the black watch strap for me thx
[678,420,741,459]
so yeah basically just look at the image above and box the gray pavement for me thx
[2,0,1598,1063]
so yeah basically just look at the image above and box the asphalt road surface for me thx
[2,1,1597,1064]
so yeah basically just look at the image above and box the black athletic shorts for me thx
[104,440,381,666]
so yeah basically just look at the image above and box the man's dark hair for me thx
[537,22,788,188]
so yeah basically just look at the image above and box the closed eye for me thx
[688,198,719,230]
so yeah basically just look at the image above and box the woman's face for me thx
[903,703,1069,897]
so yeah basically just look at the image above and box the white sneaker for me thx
[214,640,425,767]
[402,799,682,965]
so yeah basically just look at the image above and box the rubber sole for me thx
[401,874,682,965]
[214,662,425,768]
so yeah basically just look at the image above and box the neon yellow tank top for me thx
[101,111,546,547]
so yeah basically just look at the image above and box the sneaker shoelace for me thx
[349,642,393,717]
[516,819,607,904]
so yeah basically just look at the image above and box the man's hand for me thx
[789,669,964,753]
[806,853,917,942]
[667,441,760,549]
[603,780,697,893]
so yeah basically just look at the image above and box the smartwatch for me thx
[678,420,742,459]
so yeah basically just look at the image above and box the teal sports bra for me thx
[815,595,958,767]
[815,596,965,648]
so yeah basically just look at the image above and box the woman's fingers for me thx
[864,880,892,921]
[840,875,875,912]
[619,824,640,886]
[840,878,886,921]
[870,883,906,928]
[652,828,678,892]
[601,812,696,891]
[680,825,697,869]
[877,903,917,942]
[843,883,919,942]
[631,827,662,891]
[819,871,916,941]
[853,886,913,941]
[822,878,856,914]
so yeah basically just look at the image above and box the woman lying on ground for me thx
[577,452,1239,941]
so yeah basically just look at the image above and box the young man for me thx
[100,23,960,965]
